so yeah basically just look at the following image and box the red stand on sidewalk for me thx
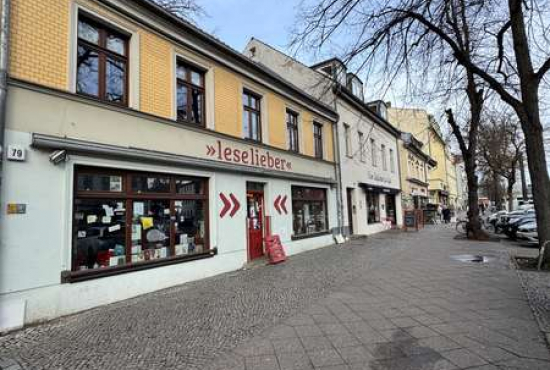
[265,235,287,264]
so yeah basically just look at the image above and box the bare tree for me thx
[152,0,206,22]
[479,113,524,211]
[293,0,550,264]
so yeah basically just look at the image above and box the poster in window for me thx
[109,176,122,192]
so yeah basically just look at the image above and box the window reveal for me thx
[176,60,205,126]
[292,186,328,237]
[76,16,128,104]
[73,168,209,273]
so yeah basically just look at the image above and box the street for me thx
[1,226,549,370]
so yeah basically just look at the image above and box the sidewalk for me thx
[1,227,549,370]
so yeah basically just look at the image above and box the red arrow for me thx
[274,195,282,214]
[280,195,288,214]
[229,193,240,217]
[219,193,231,218]
[206,145,216,156]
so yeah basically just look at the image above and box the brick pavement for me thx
[1,226,549,370]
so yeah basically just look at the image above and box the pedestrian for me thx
[444,208,451,224]
[437,204,443,223]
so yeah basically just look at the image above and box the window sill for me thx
[61,248,217,284]
[291,231,331,241]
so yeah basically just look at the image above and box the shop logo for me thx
[274,195,288,215]
[206,141,292,171]
[219,192,241,218]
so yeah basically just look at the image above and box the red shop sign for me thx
[206,140,292,171]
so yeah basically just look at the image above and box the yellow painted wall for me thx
[140,31,173,119]
[9,0,70,90]
[267,94,286,149]
[7,0,334,162]
[302,112,314,157]
[214,67,241,137]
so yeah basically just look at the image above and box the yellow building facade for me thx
[0,0,340,330]
[388,106,452,206]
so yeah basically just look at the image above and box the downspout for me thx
[0,0,11,203]
[331,93,344,236]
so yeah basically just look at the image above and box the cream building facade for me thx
[245,39,403,236]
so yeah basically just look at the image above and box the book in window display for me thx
[73,199,127,271]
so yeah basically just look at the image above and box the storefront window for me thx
[73,167,209,273]
[366,191,380,224]
[292,186,328,237]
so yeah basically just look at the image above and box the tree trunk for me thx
[507,178,515,212]
[519,153,528,202]
[518,108,550,265]
[465,155,481,236]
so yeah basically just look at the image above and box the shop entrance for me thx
[246,182,265,261]
[346,188,354,235]
[386,194,396,225]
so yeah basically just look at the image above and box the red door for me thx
[247,190,264,260]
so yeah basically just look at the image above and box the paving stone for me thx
[336,346,373,364]
[307,349,344,368]
[390,317,421,328]
[271,337,305,354]
[326,334,361,349]
[268,325,298,339]
[300,336,333,352]
[295,325,325,338]
[276,351,313,370]
[245,355,279,370]
[440,348,488,368]
[405,325,441,339]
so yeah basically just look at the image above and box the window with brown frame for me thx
[76,15,129,105]
[72,167,209,274]
[287,109,299,152]
[313,122,323,159]
[292,186,328,237]
[242,90,262,141]
[176,60,205,126]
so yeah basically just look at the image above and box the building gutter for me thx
[0,0,11,203]
[31,134,337,185]
[331,100,344,235]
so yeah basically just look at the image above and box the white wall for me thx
[0,129,338,331]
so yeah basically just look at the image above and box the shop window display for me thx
[366,191,380,224]
[73,167,208,273]
[292,186,328,237]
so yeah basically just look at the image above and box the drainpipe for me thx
[0,0,11,204]
[332,113,343,235]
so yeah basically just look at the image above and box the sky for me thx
[198,0,298,58]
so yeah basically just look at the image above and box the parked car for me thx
[506,215,537,240]
[516,221,538,242]
[499,210,535,236]
[486,210,507,231]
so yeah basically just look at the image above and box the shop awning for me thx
[32,134,337,185]
[358,183,401,195]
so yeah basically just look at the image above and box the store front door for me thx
[386,194,396,225]
[247,183,265,261]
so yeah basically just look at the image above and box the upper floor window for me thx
[313,122,323,159]
[77,16,129,105]
[176,60,205,126]
[358,131,365,162]
[287,110,299,152]
[344,124,352,157]
[242,90,261,141]
[381,144,387,170]
[370,138,377,166]
[390,149,395,173]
